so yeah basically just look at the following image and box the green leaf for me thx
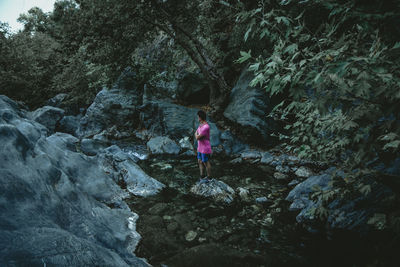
[393,42,400,49]
[244,27,252,42]
[219,0,231,7]
[383,140,400,150]
[248,62,260,71]
[237,50,252,63]
[283,43,298,55]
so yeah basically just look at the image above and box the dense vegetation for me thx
[0,0,399,169]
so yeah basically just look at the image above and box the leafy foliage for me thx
[238,0,400,167]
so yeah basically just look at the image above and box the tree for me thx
[75,0,241,113]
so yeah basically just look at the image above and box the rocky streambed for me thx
[123,155,398,267]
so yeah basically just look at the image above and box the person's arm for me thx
[195,131,205,140]
[196,124,209,140]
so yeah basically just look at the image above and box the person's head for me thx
[197,110,206,122]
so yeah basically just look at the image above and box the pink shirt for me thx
[197,123,212,154]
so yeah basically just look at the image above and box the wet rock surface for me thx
[128,155,400,267]
[0,95,148,266]
[190,179,235,203]
[129,157,308,266]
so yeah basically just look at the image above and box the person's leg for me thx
[197,155,205,178]
[205,160,212,178]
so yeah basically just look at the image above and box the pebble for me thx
[274,172,289,180]
[185,230,197,242]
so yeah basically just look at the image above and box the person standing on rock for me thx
[195,110,212,183]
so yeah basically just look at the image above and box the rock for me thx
[260,152,274,164]
[275,165,290,174]
[190,179,235,204]
[176,71,209,104]
[167,222,179,233]
[230,157,243,164]
[367,213,387,230]
[139,100,197,139]
[97,145,165,197]
[181,150,196,157]
[57,115,81,136]
[185,230,198,242]
[147,136,181,155]
[220,130,249,156]
[274,172,289,180]
[288,179,300,186]
[223,69,276,144]
[323,177,395,234]
[80,138,110,156]
[179,136,194,150]
[295,166,313,178]
[237,187,250,202]
[30,106,65,133]
[255,197,272,204]
[0,95,148,266]
[46,93,68,107]
[78,86,139,138]
[286,172,333,211]
[240,150,262,159]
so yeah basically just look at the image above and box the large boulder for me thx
[286,167,397,235]
[224,69,275,143]
[46,93,68,107]
[97,145,165,197]
[176,71,209,104]
[220,130,249,156]
[0,95,150,266]
[190,179,235,204]
[30,105,65,133]
[147,136,181,155]
[78,69,141,138]
[139,100,198,139]
[57,114,81,136]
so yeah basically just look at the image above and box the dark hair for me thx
[197,110,206,121]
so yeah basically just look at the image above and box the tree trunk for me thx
[137,12,230,115]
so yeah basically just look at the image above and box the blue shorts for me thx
[197,152,210,162]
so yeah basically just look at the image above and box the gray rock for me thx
[0,95,148,266]
[179,136,194,150]
[237,187,250,202]
[78,87,139,138]
[275,165,290,174]
[230,157,243,164]
[57,115,81,136]
[255,197,271,204]
[223,69,275,143]
[147,136,181,155]
[190,179,235,204]
[181,150,196,157]
[295,166,313,178]
[220,130,249,156]
[80,138,110,156]
[288,179,300,186]
[30,105,65,133]
[274,172,289,180]
[139,100,197,139]
[98,145,165,197]
[185,230,198,242]
[46,93,68,107]
[260,152,274,164]
[286,172,333,211]
[240,150,262,159]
